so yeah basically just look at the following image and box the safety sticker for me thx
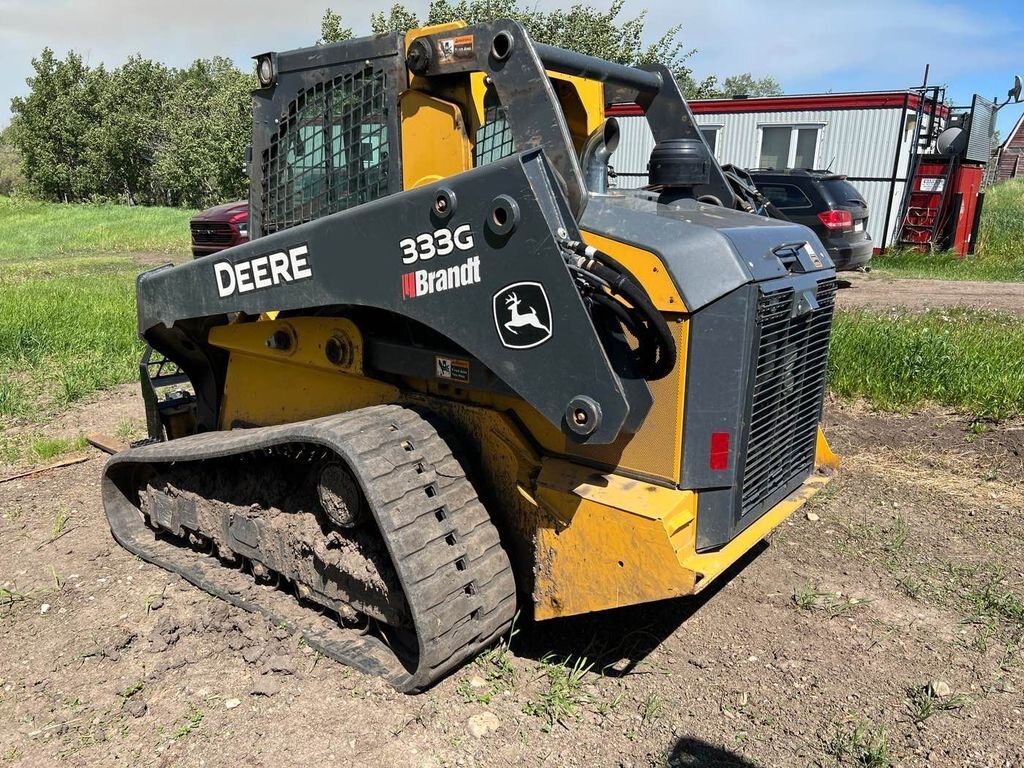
[435,356,470,382]
[437,34,475,64]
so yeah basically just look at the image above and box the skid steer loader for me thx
[103,21,840,692]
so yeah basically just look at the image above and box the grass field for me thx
[872,179,1024,282]
[0,197,192,430]
[829,308,1024,420]
[0,196,193,259]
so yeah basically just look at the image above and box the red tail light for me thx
[709,431,730,471]
[817,209,853,230]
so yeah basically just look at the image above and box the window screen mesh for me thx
[474,106,514,167]
[261,67,389,234]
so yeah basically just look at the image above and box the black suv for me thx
[748,169,872,270]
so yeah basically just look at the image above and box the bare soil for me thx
[837,272,1024,315]
[1,391,1023,768]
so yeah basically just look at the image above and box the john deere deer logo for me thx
[493,282,552,349]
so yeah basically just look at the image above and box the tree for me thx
[369,4,420,36]
[359,0,717,97]
[712,73,783,99]
[0,127,26,197]
[92,56,174,204]
[152,58,254,207]
[319,9,354,44]
[8,48,106,201]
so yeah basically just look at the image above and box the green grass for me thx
[829,308,1024,420]
[522,654,593,732]
[0,196,193,260]
[824,720,892,767]
[0,195,195,422]
[872,179,1024,282]
[0,264,142,418]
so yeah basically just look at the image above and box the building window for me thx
[699,126,721,156]
[758,125,821,169]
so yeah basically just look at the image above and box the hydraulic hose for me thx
[561,239,677,381]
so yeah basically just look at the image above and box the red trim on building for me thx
[606,91,948,118]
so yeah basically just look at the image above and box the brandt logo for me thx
[492,282,552,349]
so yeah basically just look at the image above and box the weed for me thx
[31,435,84,462]
[1,507,21,523]
[824,720,892,767]
[0,264,143,417]
[871,180,1024,282]
[523,654,593,732]
[2,748,22,762]
[0,198,191,420]
[173,703,204,740]
[794,583,831,611]
[596,691,624,719]
[457,676,493,705]
[1000,642,1020,671]
[883,515,908,556]
[63,696,83,710]
[639,692,663,727]
[0,586,28,612]
[119,681,143,707]
[907,685,971,724]
[792,583,871,618]
[967,569,1024,626]
[51,509,71,540]
[0,196,193,261]
[1,432,88,467]
[115,418,141,442]
[897,575,925,601]
[460,611,519,704]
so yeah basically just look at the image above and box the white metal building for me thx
[608,92,946,250]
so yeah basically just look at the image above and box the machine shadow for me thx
[665,737,762,767]
[513,540,769,675]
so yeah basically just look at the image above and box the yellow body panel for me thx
[681,474,833,590]
[400,90,473,189]
[402,24,604,184]
[209,317,398,428]
[532,459,697,617]
[816,426,841,470]
[581,230,685,312]
[408,317,689,485]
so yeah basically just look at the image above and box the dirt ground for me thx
[1,384,1022,768]
[836,272,1024,315]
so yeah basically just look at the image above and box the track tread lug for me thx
[102,403,517,693]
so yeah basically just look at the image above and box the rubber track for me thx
[102,405,517,692]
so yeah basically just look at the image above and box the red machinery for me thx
[896,93,995,256]
[899,157,985,256]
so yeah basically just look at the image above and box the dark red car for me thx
[189,201,249,258]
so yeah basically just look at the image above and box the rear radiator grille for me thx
[740,278,836,519]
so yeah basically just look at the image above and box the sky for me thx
[0,0,1022,136]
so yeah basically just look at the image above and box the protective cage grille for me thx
[474,106,514,167]
[261,67,389,235]
[739,278,836,520]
